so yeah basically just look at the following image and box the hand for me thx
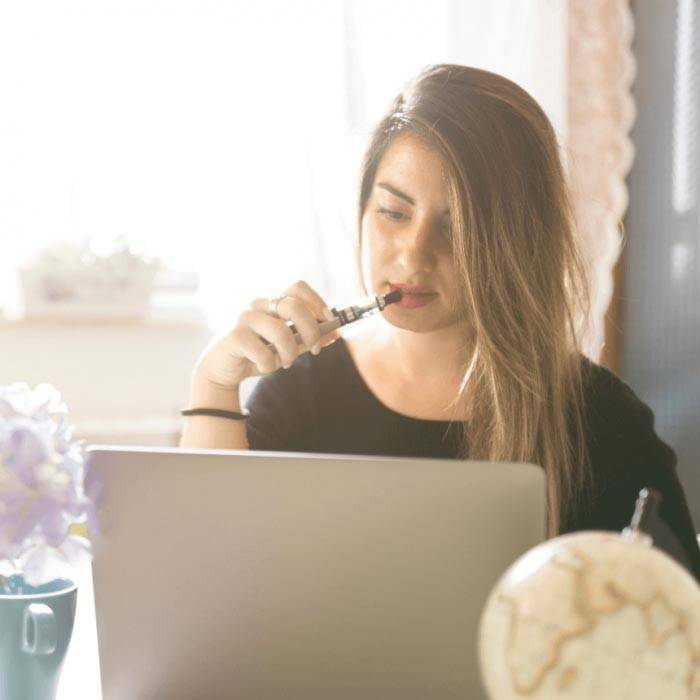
[193,280,341,391]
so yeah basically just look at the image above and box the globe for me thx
[478,529,700,699]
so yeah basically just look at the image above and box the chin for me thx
[382,306,458,333]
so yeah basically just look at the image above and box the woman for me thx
[181,64,700,582]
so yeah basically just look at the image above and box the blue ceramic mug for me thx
[0,575,77,700]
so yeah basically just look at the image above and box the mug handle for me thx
[22,603,57,655]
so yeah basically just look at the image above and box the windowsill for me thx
[0,285,213,329]
[74,417,183,447]
[1,302,215,444]
[0,306,211,329]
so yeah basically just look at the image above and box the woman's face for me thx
[361,131,464,333]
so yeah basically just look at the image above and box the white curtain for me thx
[0,0,568,330]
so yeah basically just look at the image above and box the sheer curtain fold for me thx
[566,0,637,363]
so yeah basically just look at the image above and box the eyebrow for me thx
[376,181,415,205]
[375,181,449,215]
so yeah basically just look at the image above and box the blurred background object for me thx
[18,235,161,321]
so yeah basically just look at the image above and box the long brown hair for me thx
[356,64,591,536]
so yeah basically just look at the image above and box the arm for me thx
[572,362,700,583]
[179,280,339,450]
[179,371,249,450]
[639,438,700,583]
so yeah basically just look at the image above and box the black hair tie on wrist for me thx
[180,407,250,420]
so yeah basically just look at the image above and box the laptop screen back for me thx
[86,446,546,700]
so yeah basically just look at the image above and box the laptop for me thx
[85,445,546,700]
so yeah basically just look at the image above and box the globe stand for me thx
[621,487,661,546]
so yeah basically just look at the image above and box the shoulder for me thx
[575,355,678,516]
[579,355,660,446]
[573,358,700,581]
[575,354,678,511]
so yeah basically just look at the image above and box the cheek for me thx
[361,216,385,271]
[363,225,394,280]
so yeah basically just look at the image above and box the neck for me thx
[343,315,474,421]
[376,317,471,385]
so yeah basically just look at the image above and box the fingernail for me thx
[322,307,335,321]
[311,343,321,355]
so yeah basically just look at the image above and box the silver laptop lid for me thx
[86,446,546,700]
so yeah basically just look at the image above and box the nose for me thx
[396,221,438,273]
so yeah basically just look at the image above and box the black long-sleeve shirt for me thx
[245,337,700,583]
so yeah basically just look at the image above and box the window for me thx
[0,0,566,329]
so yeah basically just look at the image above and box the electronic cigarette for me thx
[262,289,402,349]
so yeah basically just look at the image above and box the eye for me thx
[376,207,407,222]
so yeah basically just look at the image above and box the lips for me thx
[388,283,438,309]
[389,283,437,295]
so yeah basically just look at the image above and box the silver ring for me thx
[268,295,286,318]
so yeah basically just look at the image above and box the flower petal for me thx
[19,545,70,586]
[3,419,52,486]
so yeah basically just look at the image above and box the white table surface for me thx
[57,562,103,699]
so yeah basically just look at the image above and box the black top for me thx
[245,337,700,583]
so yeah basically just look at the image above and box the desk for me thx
[56,562,102,699]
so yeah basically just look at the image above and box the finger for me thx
[239,309,301,368]
[252,295,324,354]
[230,326,283,375]
[276,295,326,352]
[282,282,341,350]
[319,328,341,349]
[282,280,335,323]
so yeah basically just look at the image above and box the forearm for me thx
[179,374,249,450]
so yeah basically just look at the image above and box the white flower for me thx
[0,383,96,589]
[18,535,92,587]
